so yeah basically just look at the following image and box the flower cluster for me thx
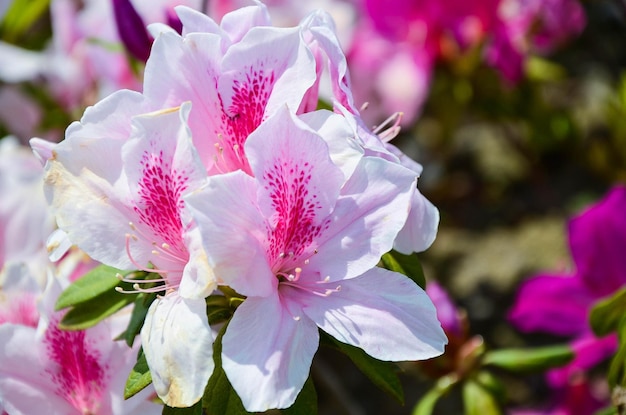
[31,3,447,411]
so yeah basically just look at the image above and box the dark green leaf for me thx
[59,284,138,330]
[162,401,202,415]
[380,250,426,289]
[462,379,502,415]
[121,293,157,347]
[322,333,404,404]
[482,345,574,373]
[203,325,248,415]
[55,264,127,310]
[594,405,618,415]
[124,348,152,399]
[590,287,626,337]
[282,376,317,415]
[412,374,457,415]
[206,295,234,326]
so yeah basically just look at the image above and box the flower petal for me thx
[141,294,214,407]
[546,334,618,387]
[184,170,275,297]
[508,273,594,336]
[221,293,319,411]
[297,267,446,361]
[569,185,626,297]
[393,189,439,254]
[307,156,416,281]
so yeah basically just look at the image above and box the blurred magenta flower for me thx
[509,185,626,386]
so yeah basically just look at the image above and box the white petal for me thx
[222,293,319,411]
[393,190,440,254]
[141,294,214,407]
[299,267,447,361]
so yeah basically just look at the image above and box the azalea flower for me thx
[143,3,318,175]
[40,96,215,407]
[185,107,447,411]
[509,185,626,386]
[0,276,161,415]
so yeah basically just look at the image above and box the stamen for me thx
[360,101,370,112]
[372,112,403,142]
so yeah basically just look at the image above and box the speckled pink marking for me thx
[217,65,276,173]
[264,158,328,269]
[44,317,107,414]
[0,293,38,327]
[134,146,188,253]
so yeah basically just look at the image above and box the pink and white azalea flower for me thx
[0,276,160,415]
[143,3,318,175]
[185,107,447,411]
[40,93,215,407]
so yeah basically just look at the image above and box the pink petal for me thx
[295,267,447,361]
[393,189,439,254]
[547,334,618,387]
[245,107,344,270]
[568,186,626,297]
[508,273,594,336]
[184,170,276,297]
[307,156,416,281]
[221,292,319,411]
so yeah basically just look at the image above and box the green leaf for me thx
[124,348,152,399]
[162,401,202,415]
[322,333,404,404]
[590,287,626,337]
[59,285,138,330]
[282,376,317,415]
[380,250,426,289]
[55,264,128,310]
[482,345,574,373]
[608,324,626,388]
[462,379,502,415]
[1,0,50,42]
[206,294,234,326]
[412,374,457,415]
[121,293,157,347]
[203,325,248,415]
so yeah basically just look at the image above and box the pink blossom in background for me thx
[509,185,626,387]
[0,277,161,415]
[0,138,54,279]
[487,0,586,83]
[185,107,447,411]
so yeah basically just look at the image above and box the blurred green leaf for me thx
[590,287,626,337]
[594,406,618,415]
[1,0,49,42]
[525,57,566,82]
[59,285,138,330]
[608,325,626,388]
[55,264,127,310]
[124,348,152,399]
[412,374,457,415]
[482,345,573,373]
[381,250,426,289]
[474,371,506,401]
[322,333,404,404]
[162,401,202,415]
[463,379,502,415]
